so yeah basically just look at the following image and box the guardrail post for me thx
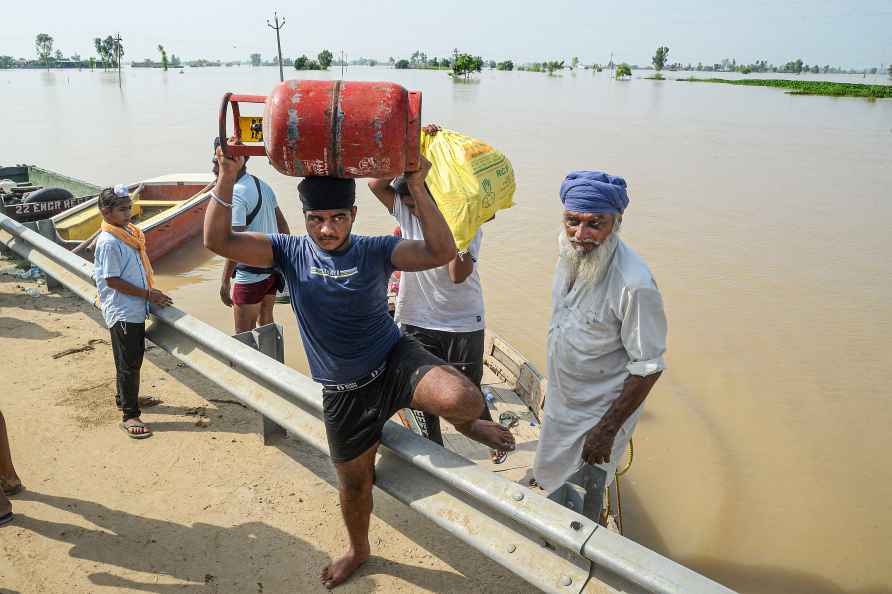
[232,322,287,444]
[548,465,608,523]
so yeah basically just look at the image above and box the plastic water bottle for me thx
[17,265,42,280]
[482,386,495,403]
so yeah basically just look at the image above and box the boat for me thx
[396,331,630,531]
[0,165,102,224]
[49,173,215,262]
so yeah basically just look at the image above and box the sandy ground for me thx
[0,260,535,594]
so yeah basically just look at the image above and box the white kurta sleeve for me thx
[620,286,668,376]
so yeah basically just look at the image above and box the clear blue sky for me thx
[4,0,891,67]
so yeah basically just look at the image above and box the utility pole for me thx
[267,11,286,82]
[340,50,345,79]
[114,32,123,86]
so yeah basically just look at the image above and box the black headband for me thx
[298,177,356,211]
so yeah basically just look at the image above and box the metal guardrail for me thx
[0,212,736,594]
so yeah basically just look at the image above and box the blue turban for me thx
[559,171,629,214]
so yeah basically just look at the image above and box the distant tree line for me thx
[659,55,883,76]
[0,32,189,71]
[517,60,565,74]
[1,35,888,79]
[393,50,454,70]
[389,49,491,79]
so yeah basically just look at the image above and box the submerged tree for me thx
[294,55,321,70]
[95,36,122,69]
[545,60,565,74]
[318,49,333,69]
[94,38,106,69]
[652,46,669,72]
[615,63,632,79]
[451,53,483,78]
[158,44,168,70]
[35,33,54,68]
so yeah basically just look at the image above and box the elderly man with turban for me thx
[533,171,668,508]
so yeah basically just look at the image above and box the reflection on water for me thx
[3,66,892,593]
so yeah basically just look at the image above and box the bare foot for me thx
[459,420,515,451]
[320,547,370,589]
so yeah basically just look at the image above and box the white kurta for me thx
[533,239,668,493]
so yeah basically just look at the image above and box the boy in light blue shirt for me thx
[93,186,173,439]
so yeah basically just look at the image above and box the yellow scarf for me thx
[100,221,155,288]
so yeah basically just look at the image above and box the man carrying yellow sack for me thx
[93,185,173,439]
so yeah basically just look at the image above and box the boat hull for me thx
[143,195,210,261]
[50,175,213,263]
[0,165,102,223]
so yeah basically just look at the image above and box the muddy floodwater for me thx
[3,66,891,593]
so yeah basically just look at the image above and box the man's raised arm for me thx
[390,156,456,271]
[203,147,275,267]
[368,178,396,212]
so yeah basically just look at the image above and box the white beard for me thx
[558,229,618,288]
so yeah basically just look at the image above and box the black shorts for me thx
[401,325,485,387]
[322,335,445,463]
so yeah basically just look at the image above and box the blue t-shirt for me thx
[93,231,150,328]
[270,233,402,385]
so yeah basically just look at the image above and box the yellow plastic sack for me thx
[420,128,515,251]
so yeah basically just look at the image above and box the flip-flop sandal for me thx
[498,411,520,430]
[0,512,13,527]
[120,421,153,439]
[491,450,509,465]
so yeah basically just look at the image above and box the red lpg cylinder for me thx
[218,80,421,178]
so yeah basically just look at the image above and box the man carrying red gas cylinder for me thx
[204,143,515,588]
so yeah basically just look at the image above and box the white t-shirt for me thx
[232,174,279,285]
[392,196,485,332]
